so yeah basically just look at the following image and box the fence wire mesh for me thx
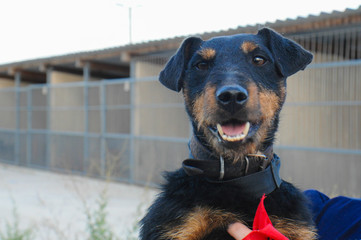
[0,27,360,195]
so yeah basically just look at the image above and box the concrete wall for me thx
[0,90,16,129]
[132,60,191,139]
[133,81,189,138]
[0,78,29,88]
[130,60,190,183]
[278,148,361,197]
[50,71,99,84]
[279,64,361,149]
[0,78,16,88]
[275,61,361,197]
[49,71,101,132]
[133,61,164,78]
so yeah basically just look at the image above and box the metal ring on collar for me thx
[219,156,225,180]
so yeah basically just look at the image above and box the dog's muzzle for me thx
[209,85,252,143]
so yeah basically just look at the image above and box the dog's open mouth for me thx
[209,120,251,143]
[217,121,250,142]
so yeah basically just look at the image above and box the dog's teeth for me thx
[243,122,250,136]
[217,122,251,142]
[218,122,251,142]
[217,124,224,136]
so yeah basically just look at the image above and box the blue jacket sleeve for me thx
[304,189,361,240]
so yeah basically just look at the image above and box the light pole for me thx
[116,0,141,44]
[128,7,132,44]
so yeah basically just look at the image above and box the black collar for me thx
[183,135,283,199]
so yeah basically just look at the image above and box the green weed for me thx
[84,189,117,240]
[0,200,34,240]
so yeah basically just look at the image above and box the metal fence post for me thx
[83,62,90,175]
[100,82,106,177]
[14,72,21,165]
[46,68,52,168]
[26,87,32,166]
[129,78,135,184]
[129,60,137,184]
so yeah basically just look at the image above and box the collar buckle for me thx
[247,153,270,171]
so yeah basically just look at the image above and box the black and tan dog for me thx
[140,28,316,240]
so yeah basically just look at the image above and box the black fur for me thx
[141,170,312,239]
[141,28,314,240]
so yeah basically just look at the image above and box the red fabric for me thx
[243,195,289,240]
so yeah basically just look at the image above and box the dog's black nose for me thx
[216,86,248,112]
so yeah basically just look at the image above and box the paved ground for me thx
[0,163,158,240]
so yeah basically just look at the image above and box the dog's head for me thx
[159,28,312,160]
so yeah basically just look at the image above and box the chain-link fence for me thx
[0,26,360,196]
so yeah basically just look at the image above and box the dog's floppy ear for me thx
[159,37,203,92]
[257,28,313,77]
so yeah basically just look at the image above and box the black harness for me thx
[183,136,283,199]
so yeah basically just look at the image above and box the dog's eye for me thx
[196,62,209,70]
[253,56,267,66]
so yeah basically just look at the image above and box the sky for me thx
[0,0,360,65]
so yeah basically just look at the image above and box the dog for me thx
[140,28,316,240]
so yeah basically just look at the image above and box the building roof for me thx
[0,6,360,83]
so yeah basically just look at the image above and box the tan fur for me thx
[256,90,281,144]
[193,90,205,130]
[197,48,216,60]
[192,84,248,160]
[271,216,318,240]
[203,86,218,122]
[162,208,317,240]
[193,85,217,131]
[241,41,258,54]
[245,83,259,110]
[162,206,242,240]
[279,85,287,101]
[259,90,280,121]
[191,83,283,162]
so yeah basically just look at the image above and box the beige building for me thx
[0,7,360,196]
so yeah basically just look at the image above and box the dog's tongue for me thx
[221,123,245,136]
[217,122,250,142]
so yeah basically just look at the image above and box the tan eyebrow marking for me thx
[241,41,258,53]
[197,48,216,60]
